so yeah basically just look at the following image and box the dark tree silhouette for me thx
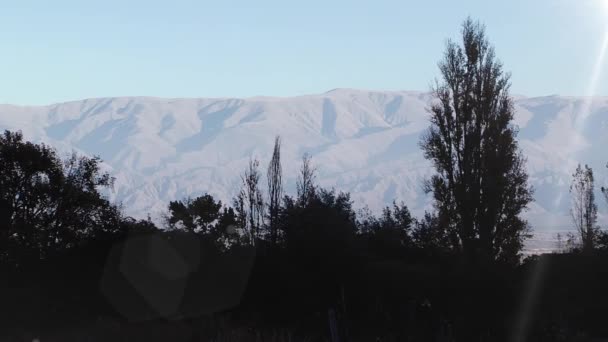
[167,194,242,249]
[166,193,223,233]
[0,130,121,264]
[296,153,316,205]
[214,206,242,249]
[570,164,599,251]
[3,126,608,341]
[601,162,608,207]
[280,188,358,312]
[356,205,378,234]
[419,18,533,264]
[266,136,283,245]
[234,158,264,246]
[357,201,414,257]
[390,201,414,237]
[412,211,452,252]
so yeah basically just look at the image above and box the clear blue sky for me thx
[1,0,607,105]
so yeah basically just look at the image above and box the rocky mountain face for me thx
[2,89,608,253]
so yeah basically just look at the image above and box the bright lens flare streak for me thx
[574,28,608,132]
[511,24,608,342]
[556,26,608,182]
[509,256,549,342]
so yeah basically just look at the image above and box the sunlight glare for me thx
[574,28,608,132]
[559,23,608,169]
[596,0,608,15]
[553,22,608,212]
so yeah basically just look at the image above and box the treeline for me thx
[2,18,608,342]
[0,130,517,341]
[0,129,463,341]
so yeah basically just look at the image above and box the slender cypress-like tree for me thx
[296,153,316,205]
[419,18,533,264]
[267,136,283,245]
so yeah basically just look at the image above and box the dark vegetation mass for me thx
[2,18,608,342]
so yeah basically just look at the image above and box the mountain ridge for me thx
[1,89,608,245]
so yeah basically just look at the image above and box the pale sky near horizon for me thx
[1,0,607,105]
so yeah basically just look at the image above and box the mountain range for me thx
[1,88,608,252]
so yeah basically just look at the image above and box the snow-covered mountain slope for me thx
[1,89,608,234]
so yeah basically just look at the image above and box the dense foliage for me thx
[419,18,533,265]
